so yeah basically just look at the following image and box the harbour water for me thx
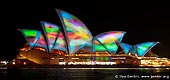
[0,68,170,80]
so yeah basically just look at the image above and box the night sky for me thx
[1,1,170,60]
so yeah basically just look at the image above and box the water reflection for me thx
[0,68,170,80]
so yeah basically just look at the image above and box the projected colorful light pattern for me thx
[41,21,60,53]
[94,31,125,54]
[93,39,118,54]
[95,31,126,44]
[135,42,159,57]
[19,29,41,48]
[93,39,107,51]
[104,42,118,54]
[53,32,67,51]
[34,32,48,51]
[119,43,132,54]
[57,10,93,54]
[18,9,159,57]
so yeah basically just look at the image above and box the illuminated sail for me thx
[119,43,132,54]
[135,42,159,57]
[56,9,93,54]
[53,32,67,52]
[19,29,41,48]
[93,39,107,52]
[104,42,118,54]
[41,21,60,53]
[78,40,93,52]
[95,31,126,54]
[95,31,126,44]
[129,46,137,54]
[34,32,48,51]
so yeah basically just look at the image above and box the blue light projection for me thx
[119,43,132,54]
[135,42,159,57]
[19,29,41,48]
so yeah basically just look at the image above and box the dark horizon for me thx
[1,1,170,60]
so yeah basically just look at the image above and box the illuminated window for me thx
[23,62,26,65]
[12,62,15,65]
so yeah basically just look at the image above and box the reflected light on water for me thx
[63,68,170,70]
[0,68,170,80]
[155,68,160,72]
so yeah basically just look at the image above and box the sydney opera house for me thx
[12,9,170,67]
